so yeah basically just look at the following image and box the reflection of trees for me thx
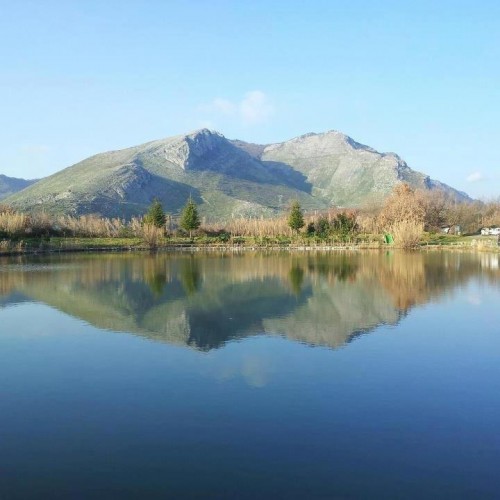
[0,251,498,350]
[288,266,304,295]
[306,254,358,282]
[370,251,494,312]
[180,257,201,295]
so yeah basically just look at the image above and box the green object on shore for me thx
[384,234,394,244]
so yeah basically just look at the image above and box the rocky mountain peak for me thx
[146,128,228,170]
[185,129,226,160]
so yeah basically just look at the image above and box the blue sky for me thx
[0,0,498,198]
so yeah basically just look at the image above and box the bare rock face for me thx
[103,163,152,199]
[147,129,226,170]
[184,129,226,168]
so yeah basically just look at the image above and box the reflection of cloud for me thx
[199,90,275,126]
[241,355,272,388]
[466,171,484,183]
[466,294,482,306]
[208,351,274,388]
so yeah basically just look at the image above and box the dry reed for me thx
[389,219,424,249]
[141,223,163,248]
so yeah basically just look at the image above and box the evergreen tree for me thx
[315,216,331,239]
[288,200,305,234]
[144,199,166,228]
[180,197,201,238]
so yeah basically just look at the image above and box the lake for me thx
[0,250,499,498]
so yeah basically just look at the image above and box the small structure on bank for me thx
[481,227,500,236]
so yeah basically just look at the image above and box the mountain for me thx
[4,129,470,219]
[0,174,37,201]
[244,131,470,207]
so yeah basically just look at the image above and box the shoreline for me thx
[0,238,498,257]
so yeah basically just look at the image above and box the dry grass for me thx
[141,223,163,248]
[389,219,424,249]
[57,215,129,237]
[221,216,292,238]
[0,208,144,238]
[0,212,29,235]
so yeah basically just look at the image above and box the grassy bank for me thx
[1,233,498,256]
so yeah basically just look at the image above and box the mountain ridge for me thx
[0,174,38,201]
[4,129,470,219]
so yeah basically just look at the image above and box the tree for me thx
[180,197,201,238]
[288,201,305,234]
[378,183,425,229]
[144,199,166,228]
[332,211,358,241]
[315,216,330,239]
[416,190,448,233]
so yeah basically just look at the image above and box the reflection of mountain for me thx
[0,251,498,350]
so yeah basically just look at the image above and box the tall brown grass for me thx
[0,209,144,238]
[56,215,133,237]
[389,219,425,249]
[218,216,292,238]
[141,223,163,248]
[0,212,29,235]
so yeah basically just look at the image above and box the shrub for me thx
[315,217,330,239]
[390,219,424,249]
[141,223,163,248]
[332,212,358,241]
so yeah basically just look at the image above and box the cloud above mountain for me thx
[200,90,275,126]
[466,171,485,183]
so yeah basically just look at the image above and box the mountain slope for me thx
[0,174,37,201]
[235,131,469,206]
[5,129,469,218]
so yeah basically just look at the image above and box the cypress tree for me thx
[180,197,201,238]
[288,200,305,234]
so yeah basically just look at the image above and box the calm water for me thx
[0,250,499,499]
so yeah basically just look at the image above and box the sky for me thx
[0,0,499,199]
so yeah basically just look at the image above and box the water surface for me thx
[0,251,499,498]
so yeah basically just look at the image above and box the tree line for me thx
[0,183,499,250]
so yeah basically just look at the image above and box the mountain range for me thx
[3,129,470,219]
[0,174,37,202]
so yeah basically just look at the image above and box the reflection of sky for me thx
[200,337,277,388]
[1,279,500,497]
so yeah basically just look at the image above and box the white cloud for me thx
[197,119,216,130]
[20,144,50,155]
[212,98,236,115]
[466,171,484,183]
[239,90,274,124]
[200,90,275,126]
